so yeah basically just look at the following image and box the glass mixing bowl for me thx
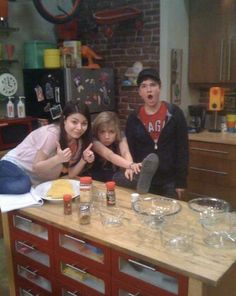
[133,196,182,229]
[188,197,230,216]
[189,197,233,248]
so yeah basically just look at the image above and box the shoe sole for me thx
[136,153,159,194]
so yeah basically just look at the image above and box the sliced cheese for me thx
[47,179,74,199]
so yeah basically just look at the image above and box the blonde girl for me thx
[91,111,142,182]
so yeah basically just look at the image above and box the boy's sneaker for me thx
[136,153,159,194]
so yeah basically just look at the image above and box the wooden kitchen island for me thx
[2,181,236,296]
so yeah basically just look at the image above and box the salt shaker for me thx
[131,193,140,210]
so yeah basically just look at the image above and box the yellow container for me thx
[226,114,236,122]
[44,49,60,68]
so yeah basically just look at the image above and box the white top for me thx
[2,124,60,185]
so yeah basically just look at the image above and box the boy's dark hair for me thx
[137,68,161,86]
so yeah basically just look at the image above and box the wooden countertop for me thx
[188,130,236,145]
[18,181,236,288]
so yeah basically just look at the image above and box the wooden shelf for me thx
[0,27,19,33]
[0,59,18,64]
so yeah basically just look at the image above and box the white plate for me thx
[34,179,80,202]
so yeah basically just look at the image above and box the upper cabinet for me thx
[189,0,236,85]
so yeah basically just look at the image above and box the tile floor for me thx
[0,238,9,295]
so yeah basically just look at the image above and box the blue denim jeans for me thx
[0,160,31,194]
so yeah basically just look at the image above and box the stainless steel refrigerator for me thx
[23,68,116,120]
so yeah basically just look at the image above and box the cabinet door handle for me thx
[128,259,156,271]
[15,215,32,223]
[190,147,229,155]
[66,291,79,296]
[66,263,87,274]
[220,39,224,81]
[228,38,232,81]
[190,166,228,175]
[21,289,40,296]
[64,234,86,244]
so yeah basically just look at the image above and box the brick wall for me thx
[83,0,160,128]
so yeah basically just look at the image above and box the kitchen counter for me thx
[2,181,236,296]
[189,130,236,145]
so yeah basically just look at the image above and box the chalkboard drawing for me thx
[74,75,84,93]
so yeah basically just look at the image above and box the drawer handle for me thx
[0,123,8,127]
[15,215,32,223]
[128,259,156,272]
[66,291,79,296]
[128,293,140,296]
[20,265,38,276]
[191,147,229,154]
[18,240,35,250]
[64,234,86,244]
[66,263,87,274]
[21,289,40,296]
[190,166,228,175]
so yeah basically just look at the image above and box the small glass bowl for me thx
[99,207,124,227]
[160,222,194,252]
[201,212,236,248]
[133,196,181,229]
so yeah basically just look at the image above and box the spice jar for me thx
[63,194,72,215]
[79,203,91,225]
[80,176,92,203]
[106,181,116,206]
[131,193,140,210]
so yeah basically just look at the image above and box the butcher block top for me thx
[18,181,236,288]
[189,130,236,145]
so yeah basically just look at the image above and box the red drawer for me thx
[54,227,111,272]
[112,249,188,296]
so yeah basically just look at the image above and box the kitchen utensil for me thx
[133,196,181,229]
[160,221,194,252]
[188,197,230,217]
[99,206,124,227]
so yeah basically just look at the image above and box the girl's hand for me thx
[82,143,95,164]
[125,168,134,181]
[56,142,72,163]
[129,162,142,174]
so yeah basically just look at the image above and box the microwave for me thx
[0,117,38,151]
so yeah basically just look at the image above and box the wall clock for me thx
[0,73,18,97]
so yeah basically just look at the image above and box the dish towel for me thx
[0,188,44,213]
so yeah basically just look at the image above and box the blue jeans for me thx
[0,160,31,194]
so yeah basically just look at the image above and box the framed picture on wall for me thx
[170,49,182,105]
